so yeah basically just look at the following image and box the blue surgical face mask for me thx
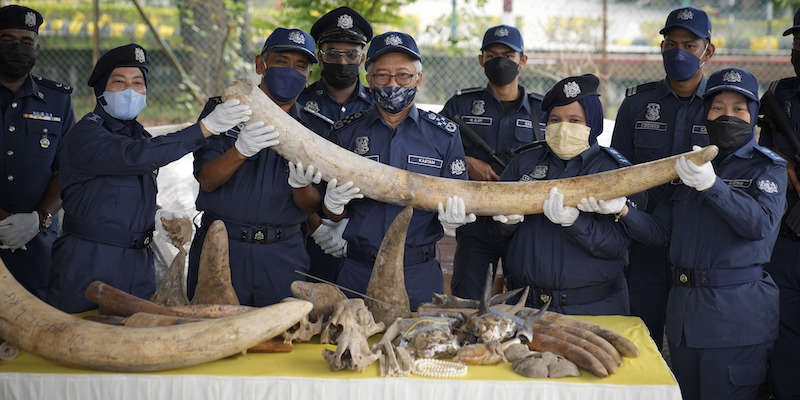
[662,43,708,81]
[99,89,147,120]
[371,86,417,114]
[262,64,307,103]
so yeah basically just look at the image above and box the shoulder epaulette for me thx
[32,75,73,94]
[601,146,632,166]
[453,87,483,96]
[625,81,659,97]
[332,110,367,131]
[528,92,544,102]
[208,96,223,105]
[82,112,104,125]
[754,145,787,164]
[303,106,334,126]
[420,110,458,135]
[514,141,546,154]
[768,77,799,93]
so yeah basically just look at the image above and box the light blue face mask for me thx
[99,88,147,120]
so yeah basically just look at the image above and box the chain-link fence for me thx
[14,0,800,123]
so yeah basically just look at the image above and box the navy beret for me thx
[0,5,43,33]
[659,7,711,39]
[784,8,800,36]
[365,32,421,69]
[262,27,317,63]
[481,25,523,53]
[87,43,149,87]
[541,74,600,111]
[704,67,760,104]
[310,6,373,46]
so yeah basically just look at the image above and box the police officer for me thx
[440,24,546,300]
[611,7,714,348]
[324,32,473,310]
[757,10,800,400]
[47,44,251,312]
[299,6,373,284]
[188,28,322,307]
[619,68,785,400]
[0,5,74,299]
[493,74,632,315]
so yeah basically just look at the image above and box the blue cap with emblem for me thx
[703,67,760,125]
[262,27,317,63]
[311,6,373,46]
[783,8,800,36]
[481,25,523,53]
[87,43,149,96]
[0,5,44,33]
[659,7,711,39]
[365,31,421,69]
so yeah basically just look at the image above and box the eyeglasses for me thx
[321,49,362,63]
[369,73,418,86]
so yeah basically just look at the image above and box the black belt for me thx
[528,276,626,307]
[670,266,763,288]
[63,216,153,249]
[201,213,300,244]
[348,243,436,266]
[779,225,800,242]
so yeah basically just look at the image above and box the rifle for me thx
[760,89,800,235]
[451,115,516,176]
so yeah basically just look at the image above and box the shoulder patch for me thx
[332,110,367,131]
[421,110,458,135]
[626,81,659,97]
[768,77,799,93]
[514,141,546,154]
[208,96,223,105]
[303,106,334,126]
[33,75,73,94]
[454,87,483,96]
[601,146,632,166]
[528,92,544,102]
[754,145,787,164]
[82,112,104,125]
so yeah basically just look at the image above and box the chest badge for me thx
[532,165,548,179]
[471,100,485,115]
[646,103,661,121]
[354,136,370,155]
[39,136,51,149]
[450,158,466,176]
[305,100,320,113]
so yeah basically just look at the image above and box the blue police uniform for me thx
[333,105,468,310]
[0,74,74,298]
[298,80,372,139]
[187,98,313,307]
[440,85,546,299]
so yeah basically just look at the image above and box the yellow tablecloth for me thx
[0,315,681,400]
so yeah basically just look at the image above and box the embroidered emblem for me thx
[134,47,146,64]
[39,136,50,149]
[450,158,466,176]
[385,34,403,46]
[563,81,580,98]
[722,70,742,83]
[757,179,779,194]
[445,122,457,133]
[532,165,548,179]
[25,11,36,27]
[471,100,485,115]
[646,103,660,121]
[677,9,693,20]
[86,113,102,123]
[520,174,533,182]
[337,14,354,29]
[494,26,509,37]
[289,30,306,44]
[354,136,369,155]
[305,100,320,113]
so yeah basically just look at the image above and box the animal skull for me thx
[320,298,385,344]
[322,326,382,372]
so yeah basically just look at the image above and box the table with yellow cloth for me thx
[0,314,680,400]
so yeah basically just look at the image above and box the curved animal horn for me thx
[365,205,413,326]
[0,259,312,372]
[222,78,718,216]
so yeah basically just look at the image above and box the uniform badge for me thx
[134,47,146,64]
[471,100,485,115]
[677,9,693,20]
[532,165,548,179]
[563,81,580,98]
[354,136,370,155]
[39,136,51,149]
[289,30,306,44]
[646,103,661,121]
[316,89,324,96]
[445,122,457,133]
[757,179,779,194]
[305,100,320,113]
[722,70,742,83]
[385,34,402,46]
[520,174,533,182]
[253,231,265,242]
[25,12,36,27]
[337,14,354,29]
[494,27,509,37]
[450,158,466,176]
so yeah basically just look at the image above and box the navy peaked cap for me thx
[481,25,523,53]
[660,7,712,39]
[87,43,149,87]
[262,28,317,63]
[311,7,372,45]
[541,74,601,111]
[0,5,43,33]
[365,31,421,69]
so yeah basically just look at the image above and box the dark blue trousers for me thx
[451,217,512,300]
[337,257,443,311]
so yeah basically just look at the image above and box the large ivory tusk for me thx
[222,78,718,215]
[0,258,312,372]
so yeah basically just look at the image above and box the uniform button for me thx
[341,106,346,113]
[11,102,17,108]
[6,151,13,156]
[8,126,15,132]
[43,128,49,133]
[7,175,13,181]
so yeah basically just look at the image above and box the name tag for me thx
[723,179,752,189]
[23,111,62,122]
[516,119,533,128]
[408,155,443,168]
[692,125,707,134]
[463,116,492,125]
[366,155,380,162]
[635,121,667,131]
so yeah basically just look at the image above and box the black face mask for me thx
[706,115,753,151]
[484,57,519,86]
[321,62,360,90]
[0,43,37,81]
[792,49,800,79]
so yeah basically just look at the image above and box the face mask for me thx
[321,62,360,90]
[99,89,147,120]
[545,122,591,160]
[0,43,37,81]
[662,44,707,81]
[706,115,753,150]
[792,49,800,79]
[372,85,417,114]
[263,65,307,102]
[484,57,519,86]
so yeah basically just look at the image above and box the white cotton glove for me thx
[311,218,349,258]
[324,179,364,215]
[577,196,626,215]
[0,211,39,250]
[200,99,252,134]
[288,162,322,189]
[234,121,280,158]
[438,195,477,237]
[492,214,525,225]
[675,155,716,191]
[543,187,580,227]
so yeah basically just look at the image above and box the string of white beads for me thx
[413,358,468,378]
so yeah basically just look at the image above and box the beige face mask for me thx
[545,122,591,160]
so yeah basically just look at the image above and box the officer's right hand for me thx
[466,157,500,181]
[311,218,348,258]
[577,197,626,215]
[200,99,252,134]
[234,121,279,158]
[324,179,363,215]
[492,214,524,225]
[288,162,322,188]
[0,211,39,251]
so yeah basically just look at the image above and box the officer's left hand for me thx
[0,211,39,250]
[438,195,477,237]
[200,99,252,134]
[675,147,716,191]
[312,218,348,258]
[577,196,626,215]
[543,187,579,227]
[288,162,322,189]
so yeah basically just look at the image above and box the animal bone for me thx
[320,298,385,344]
[221,78,718,215]
[290,281,348,320]
[454,340,507,365]
[150,216,193,306]
[365,206,413,326]
[191,219,239,305]
[0,340,19,361]
[322,326,382,372]
[280,299,324,343]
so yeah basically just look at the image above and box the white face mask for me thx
[545,122,591,160]
[99,88,147,120]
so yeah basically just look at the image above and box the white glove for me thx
[200,99,252,134]
[0,211,39,250]
[324,179,363,215]
[543,187,580,227]
[492,214,525,225]
[288,162,322,189]
[577,196,626,215]
[675,155,716,191]
[311,218,348,258]
[235,121,280,158]
[438,195,477,237]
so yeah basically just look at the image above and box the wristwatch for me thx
[37,210,53,230]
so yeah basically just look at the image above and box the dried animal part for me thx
[548,354,581,378]
[406,324,460,359]
[512,354,549,378]
[537,319,623,367]
[281,306,324,344]
[320,299,385,344]
[160,216,193,250]
[150,216,193,307]
[454,341,507,365]
[504,343,534,363]
[377,343,415,377]
[413,358,468,378]
[512,351,580,379]
[191,220,239,305]
[527,332,608,377]
[322,326,381,372]
[365,206,413,327]
[165,304,256,318]
[530,321,618,374]
[124,312,206,327]
[420,288,524,311]
[540,311,639,358]
[0,340,19,361]
[86,281,183,317]
[461,312,516,343]
[290,281,347,320]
